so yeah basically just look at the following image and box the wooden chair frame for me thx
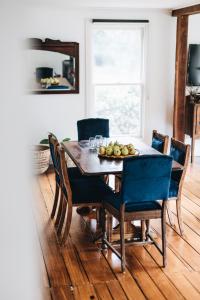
[48,133,61,221]
[167,138,190,235]
[102,200,168,272]
[58,145,102,246]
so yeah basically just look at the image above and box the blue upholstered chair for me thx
[115,130,169,193]
[151,130,169,154]
[57,145,114,245]
[48,133,83,223]
[102,155,172,272]
[168,138,190,235]
[77,118,109,141]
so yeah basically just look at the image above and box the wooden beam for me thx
[172,4,200,17]
[173,15,188,141]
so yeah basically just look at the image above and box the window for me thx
[87,22,147,137]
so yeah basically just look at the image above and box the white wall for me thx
[187,14,200,156]
[23,5,176,145]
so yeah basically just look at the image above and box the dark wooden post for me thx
[173,15,188,141]
[172,4,200,142]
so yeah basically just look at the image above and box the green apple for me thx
[114,148,121,156]
[106,146,113,156]
[99,146,106,155]
[121,146,129,156]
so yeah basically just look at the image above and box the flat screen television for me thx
[187,44,200,86]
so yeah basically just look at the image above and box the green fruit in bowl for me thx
[114,140,120,146]
[129,148,136,155]
[127,143,134,149]
[113,145,120,151]
[114,148,121,156]
[106,146,113,156]
[109,141,114,147]
[121,146,129,156]
[99,146,106,155]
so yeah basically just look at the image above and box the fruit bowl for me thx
[98,141,139,159]
[98,151,139,159]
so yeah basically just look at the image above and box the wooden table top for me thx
[62,138,183,176]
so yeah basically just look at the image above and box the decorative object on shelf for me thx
[186,85,200,103]
[26,38,79,94]
[33,145,50,174]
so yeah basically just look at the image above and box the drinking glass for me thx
[95,135,103,149]
[89,137,96,150]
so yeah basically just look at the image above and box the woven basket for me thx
[33,145,50,174]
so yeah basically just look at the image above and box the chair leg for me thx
[104,175,109,185]
[55,192,64,227]
[161,203,167,267]
[57,200,67,236]
[107,213,113,242]
[145,220,150,239]
[51,183,59,219]
[141,220,146,241]
[115,176,121,193]
[101,208,107,249]
[120,215,125,272]
[166,203,174,227]
[176,197,184,236]
[61,207,73,246]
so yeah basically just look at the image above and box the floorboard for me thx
[34,159,200,299]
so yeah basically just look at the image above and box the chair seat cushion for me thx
[169,179,179,198]
[68,167,83,178]
[64,177,115,204]
[104,193,162,212]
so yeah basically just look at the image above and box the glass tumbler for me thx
[95,135,103,149]
[89,137,96,150]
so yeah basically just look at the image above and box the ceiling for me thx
[57,0,200,10]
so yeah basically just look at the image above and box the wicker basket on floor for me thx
[33,145,50,174]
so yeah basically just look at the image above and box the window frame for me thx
[85,20,148,138]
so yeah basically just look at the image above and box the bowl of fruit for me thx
[98,141,139,159]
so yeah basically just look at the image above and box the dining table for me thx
[62,137,183,243]
[62,137,183,176]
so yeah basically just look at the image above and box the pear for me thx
[106,146,113,156]
[114,148,121,156]
[99,146,106,155]
[113,145,120,152]
[129,148,136,155]
[109,141,114,147]
[121,146,129,156]
[127,143,134,149]
[114,140,119,146]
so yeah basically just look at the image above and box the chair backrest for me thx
[120,155,172,205]
[151,130,169,154]
[170,138,190,185]
[48,132,60,178]
[77,118,109,141]
[57,145,73,207]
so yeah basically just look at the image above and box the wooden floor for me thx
[35,158,200,300]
